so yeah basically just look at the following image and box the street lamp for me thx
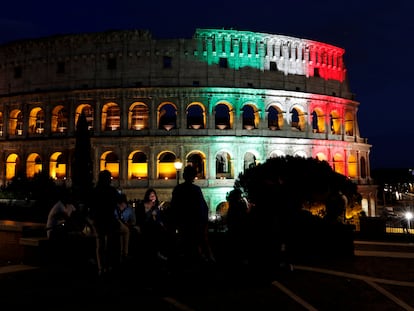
[405,211,413,233]
[174,159,183,185]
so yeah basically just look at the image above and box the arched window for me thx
[129,151,148,179]
[187,104,205,129]
[242,104,258,130]
[330,111,341,135]
[129,103,149,130]
[216,151,232,179]
[9,110,23,135]
[291,107,305,131]
[27,153,42,178]
[345,111,354,136]
[268,105,283,130]
[333,153,345,175]
[187,152,206,179]
[51,106,68,133]
[348,154,357,178]
[215,104,231,129]
[102,103,121,131]
[158,103,177,131]
[101,151,119,179]
[76,105,94,131]
[29,108,45,134]
[269,150,285,158]
[50,152,66,180]
[158,152,177,179]
[316,152,327,162]
[6,153,20,180]
[243,152,256,171]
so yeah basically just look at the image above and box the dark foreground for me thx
[0,236,413,310]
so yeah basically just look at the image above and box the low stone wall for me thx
[0,220,46,264]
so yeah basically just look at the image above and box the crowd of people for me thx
[45,165,220,278]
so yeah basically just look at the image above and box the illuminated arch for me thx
[157,151,177,179]
[348,154,357,178]
[9,109,23,135]
[26,153,42,178]
[6,153,20,180]
[290,106,306,131]
[28,107,45,134]
[311,107,325,133]
[329,110,341,135]
[128,151,148,179]
[215,150,233,179]
[49,152,66,180]
[316,152,328,161]
[129,102,149,130]
[102,102,120,131]
[214,102,234,130]
[243,152,257,171]
[186,102,206,129]
[333,153,345,175]
[186,150,206,179]
[100,151,120,179]
[269,150,285,158]
[75,104,94,131]
[345,111,354,136]
[51,105,69,133]
[158,102,177,131]
[267,104,284,130]
[241,102,259,130]
[294,150,308,158]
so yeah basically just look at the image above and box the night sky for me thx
[1,0,413,170]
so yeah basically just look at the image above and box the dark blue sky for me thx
[1,0,413,169]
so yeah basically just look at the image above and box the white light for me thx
[174,159,183,170]
[405,212,413,221]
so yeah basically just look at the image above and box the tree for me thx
[71,112,94,204]
[234,156,360,270]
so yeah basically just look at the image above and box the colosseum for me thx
[0,28,377,216]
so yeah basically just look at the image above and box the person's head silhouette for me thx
[183,165,197,182]
[97,170,112,186]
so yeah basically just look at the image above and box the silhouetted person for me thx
[226,188,249,264]
[135,188,168,263]
[170,165,214,265]
[88,170,120,277]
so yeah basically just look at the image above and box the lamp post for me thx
[174,159,183,185]
[405,211,413,234]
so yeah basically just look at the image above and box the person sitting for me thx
[46,192,78,241]
[114,193,139,261]
[46,189,90,265]
[135,188,168,263]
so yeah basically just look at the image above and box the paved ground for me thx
[0,236,413,310]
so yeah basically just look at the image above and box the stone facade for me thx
[0,28,377,215]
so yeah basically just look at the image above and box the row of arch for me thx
[0,99,355,136]
[4,147,367,183]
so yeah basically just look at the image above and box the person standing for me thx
[226,188,249,265]
[169,165,214,265]
[88,170,120,277]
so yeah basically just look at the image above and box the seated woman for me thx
[46,193,78,241]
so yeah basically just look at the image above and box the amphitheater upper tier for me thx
[0,28,350,98]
